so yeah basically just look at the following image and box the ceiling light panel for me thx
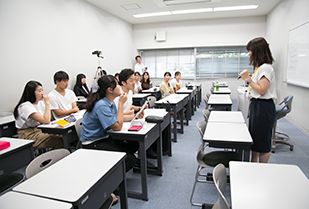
[133,11,172,18]
[214,5,258,12]
[172,8,213,14]
[163,0,211,6]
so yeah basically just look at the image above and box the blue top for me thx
[80,97,118,142]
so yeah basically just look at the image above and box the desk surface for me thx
[142,87,160,93]
[209,94,231,100]
[156,94,187,104]
[213,88,231,94]
[0,115,15,125]
[0,191,73,209]
[208,97,232,105]
[0,137,33,156]
[132,93,151,98]
[230,161,309,209]
[144,109,168,117]
[203,122,252,143]
[108,121,156,135]
[13,149,126,203]
[176,87,195,94]
[208,111,245,123]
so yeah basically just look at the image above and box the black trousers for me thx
[82,137,139,172]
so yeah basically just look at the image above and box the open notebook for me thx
[128,101,147,131]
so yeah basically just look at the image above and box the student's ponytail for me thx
[85,75,117,112]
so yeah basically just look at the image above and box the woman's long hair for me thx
[14,81,42,119]
[246,37,274,67]
[75,73,86,88]
[85,75,117,112]
[141,72,150,84]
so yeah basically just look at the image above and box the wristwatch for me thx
[247,78,252,84]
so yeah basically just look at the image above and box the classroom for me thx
[1,0,309,208]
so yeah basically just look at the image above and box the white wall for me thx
[133,16,266,100]
[133,16,266,49]
[0,0,133,113]
[266,0,309,135]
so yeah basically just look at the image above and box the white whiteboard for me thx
[286,21,309,88]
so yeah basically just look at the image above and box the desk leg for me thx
[139,141,148,200]
[194,95,197,111]
[177,109,184,134]
[156,125,163,176]
[243,148,251,162]
[187,99,192,121]
[62,128,76,152]
[191,98,195,116]
[119,161,128,209]
[172,109,177,142]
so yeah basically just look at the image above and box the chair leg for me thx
[190,166,203,207]
[272,119,294,152]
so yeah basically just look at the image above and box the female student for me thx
[73,73,89,98]
[141,71,151,90]
[134,72,142,93]
[239,37,277,163]
[79,75,139,172]
[14,81,63,149]
[159,72,175,98]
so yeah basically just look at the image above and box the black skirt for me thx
[249,98,276,153]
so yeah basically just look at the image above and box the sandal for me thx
[111,193,118,206]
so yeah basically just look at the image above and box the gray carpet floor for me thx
[113,100,309,209]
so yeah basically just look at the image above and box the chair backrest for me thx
[147,96,157,108]
[283,95,293,114]
[196,121,206,138]
[212,163,230,209]
[74,118,83,139]
[25,149,70,179]
[202,109,210,122]
[276,95,293,119]
[206,93,211,98]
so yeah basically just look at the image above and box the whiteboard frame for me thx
[286,20,309,88]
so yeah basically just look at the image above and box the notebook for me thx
[128,101,148,131]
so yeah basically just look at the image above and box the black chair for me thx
[271,95,294,152]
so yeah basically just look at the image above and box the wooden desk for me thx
[37,110,85,151]
[155,94,188,142]
[208,111,245,123]
[229,161,309,209]
[213,88,231,94]
[141,87,161,100]
[208,94,232,111]
[0,191,73,209]
[132,93,151,106]
[108,122,161,201]
[0,137,34,178]
[203,122,252,161]
[0,115,17,137]
[14,149,128,209]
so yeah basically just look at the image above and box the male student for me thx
[134,55,147,74]
[114,69,159,161]
[49,70,79,120]
[170,71,183,92]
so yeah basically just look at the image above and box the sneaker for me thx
[135,159,156,169]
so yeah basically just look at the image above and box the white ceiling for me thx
[84,0,282,25]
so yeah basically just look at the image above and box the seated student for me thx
[14,81,63,149]
[160,72,175,98]
[49,71,79,120]
[80,75,139,172]
[73,73,89,98]
[114,69,158,161]
[170,71,183,92]
[141,72,151,90]
[134,72,142,93]
[79,75,134,206]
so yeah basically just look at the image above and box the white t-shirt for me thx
[134,81,142,93]
[170,78,183,91]
[250,63,277,100]
[48,89,77,120]
[134,63,146,74]
[113,88,133,112]
[15,101,45,129]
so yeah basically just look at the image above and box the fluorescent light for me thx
[164,0,211,6]
[214,5,258,12]
[133,11,172,18]
[172,8,213,14]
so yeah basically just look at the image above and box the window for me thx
[140,46,251,79]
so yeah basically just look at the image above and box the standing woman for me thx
[73,73,89,97]
[14,81,63,149]
[80,75,138,172]
[141,71,151,90]
[159,72,175,98]
[239,37,277,163]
